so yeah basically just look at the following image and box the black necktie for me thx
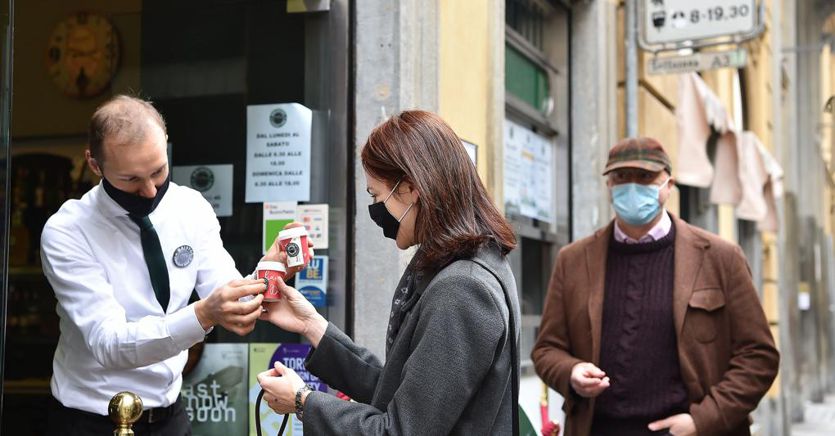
[128,214,170,312]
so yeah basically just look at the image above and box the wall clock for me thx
[46,12,120,98]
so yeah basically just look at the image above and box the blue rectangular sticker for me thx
[296,255,328,307]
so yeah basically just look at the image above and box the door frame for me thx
[0,0,15,421]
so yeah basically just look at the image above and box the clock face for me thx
[46,12,120,99]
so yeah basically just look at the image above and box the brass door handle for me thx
[108,391,143,436]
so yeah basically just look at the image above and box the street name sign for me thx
[646,48,748,75]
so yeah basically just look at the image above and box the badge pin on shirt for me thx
[172,245,194,267]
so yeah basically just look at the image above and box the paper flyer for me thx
[295,204,329,249]
[503,119,555,224]
[182,343,248,436]
[296,255,328,307]
[263,202,297,254]
[246,103,312,203]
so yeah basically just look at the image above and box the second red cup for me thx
[256,261,287,301]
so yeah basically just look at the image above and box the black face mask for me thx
[368,179,414,240]
[102,175,170,217]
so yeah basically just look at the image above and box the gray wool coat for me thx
[302,245,521,435]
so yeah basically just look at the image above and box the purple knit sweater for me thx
[591,223,689,434]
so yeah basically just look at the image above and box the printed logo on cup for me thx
[286,242,300,258]
[256,261,287,301]
[278,226,310,268]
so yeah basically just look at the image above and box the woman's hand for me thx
[261,222,315,279]
[259,277,328,347]
[257,361,308,415]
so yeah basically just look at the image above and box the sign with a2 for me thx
[643,0,757,45]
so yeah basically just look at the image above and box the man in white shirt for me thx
[42,95,267,435]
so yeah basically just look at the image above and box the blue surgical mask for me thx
[611,177,669,226]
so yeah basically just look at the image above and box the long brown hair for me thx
[361,110,516,270]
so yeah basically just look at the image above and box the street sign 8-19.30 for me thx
[643,0,757,45]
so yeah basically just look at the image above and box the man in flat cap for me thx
[531,137,779,436]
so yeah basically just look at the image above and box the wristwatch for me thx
[295,384,313,421]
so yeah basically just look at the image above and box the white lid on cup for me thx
[278,226,308,239]
[257,261,286,272]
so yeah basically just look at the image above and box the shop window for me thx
[678,184,719,232]
[521,237,551,316]
[503,0,569,371]
[733,69,762,292]
[2,1,349,434]
[678,131,719,232]
[738,219,763,293]
[508,233,558,367]
[506,0,547,50]
[506,44,551,113]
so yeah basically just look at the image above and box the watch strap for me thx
[294,384,313,421]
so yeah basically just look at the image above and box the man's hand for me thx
[195,279,266,335]
[648,413,696,436]
[569,362,610,398]
[262,222,315,279]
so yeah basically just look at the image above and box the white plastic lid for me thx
[278,226,307,239]
[257,261,286,272]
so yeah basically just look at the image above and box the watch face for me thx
[46,12,120,98]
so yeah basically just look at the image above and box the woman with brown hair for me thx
[257,110,520,435]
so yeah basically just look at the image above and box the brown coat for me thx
[532,215,779,436]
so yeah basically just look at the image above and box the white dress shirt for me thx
[41,181,242,415]
[614,211,672,244]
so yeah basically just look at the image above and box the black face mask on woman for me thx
[102,175,170,217]
[368,178,414,240]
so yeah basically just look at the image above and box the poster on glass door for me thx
[181,343,248,435]
[503,119,555,224]
[245,103,312,203]
[172,164,234,217]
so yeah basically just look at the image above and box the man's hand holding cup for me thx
[195,279,266,335]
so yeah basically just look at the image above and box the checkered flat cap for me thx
[602,137,672,175]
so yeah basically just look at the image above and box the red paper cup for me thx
[256,261,287,301]
[278,227,310,268]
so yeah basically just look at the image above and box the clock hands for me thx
[75,68,89,95]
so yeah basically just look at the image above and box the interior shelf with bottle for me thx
[5,138,93,393]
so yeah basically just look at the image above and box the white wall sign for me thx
[245,103,312,203]
[503,119,555,224]
[647,48,748,75]
[643,0,757,45]
[172,164,234,217]
[798,291,811,311]
[462,140,477,166]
